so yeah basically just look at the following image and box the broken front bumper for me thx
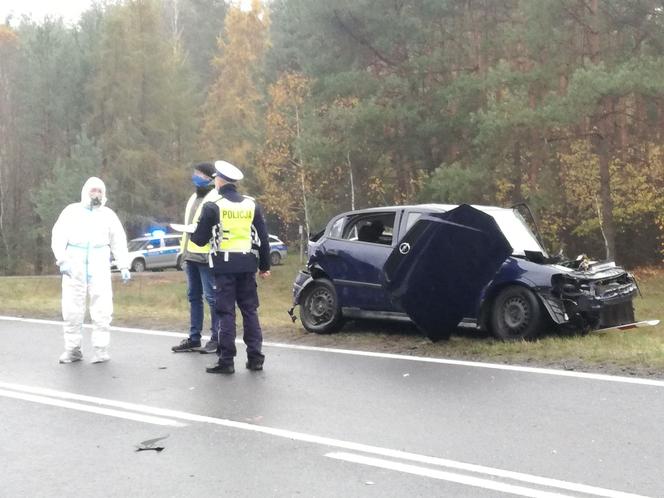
[545,271,638,329]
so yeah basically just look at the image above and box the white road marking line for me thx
[0,381,648,498]
[0,388,186,427]
[0,316,187,339]
[325,452,575,498]
[1,314,663,387]
[325,452,647,498]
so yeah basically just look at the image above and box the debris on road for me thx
[135,434,169,453]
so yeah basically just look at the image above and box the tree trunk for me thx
[512,140,523,203]
[294,106,310,236]
[346,150,356,210]
[588,0,616,262]
[592,127,616,261]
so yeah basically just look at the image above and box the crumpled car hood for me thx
[382,204,513,341]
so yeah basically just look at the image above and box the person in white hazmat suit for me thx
[51,177,131,364]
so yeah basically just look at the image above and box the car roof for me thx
[338,203,513,216]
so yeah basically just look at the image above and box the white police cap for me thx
[213,160,244,182]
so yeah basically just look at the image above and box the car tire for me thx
[270,251,281,266]
[300,278,344,334]
[176,255,183,271]
[490,285,542,340]
[131,259,146,273]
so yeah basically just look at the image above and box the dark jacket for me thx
[191,183,270,274]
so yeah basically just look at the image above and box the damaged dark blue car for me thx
[290,204,641,341]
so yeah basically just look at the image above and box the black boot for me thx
[206,363,235,374]
[245,358,264,371]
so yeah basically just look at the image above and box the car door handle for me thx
[327,249,339,256]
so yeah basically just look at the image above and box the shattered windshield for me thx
[487,209,547,257]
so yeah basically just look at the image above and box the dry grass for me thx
[1,259,663,377]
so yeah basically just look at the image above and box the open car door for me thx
[382,204,512,341]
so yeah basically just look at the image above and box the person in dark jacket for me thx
[171,162,221,354]
[190,160,271,374]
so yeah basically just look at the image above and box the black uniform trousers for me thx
[214,272,264,365]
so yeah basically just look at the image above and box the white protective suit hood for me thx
[51,177,129,269]
[81,176,108,209]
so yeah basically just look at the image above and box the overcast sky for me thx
[1,0,255,25]
[0,0,95,24]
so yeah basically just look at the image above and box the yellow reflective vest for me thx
[181,190,220,254]
[212,196,256,253]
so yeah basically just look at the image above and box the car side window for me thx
[329,217,346,239]
[164,238,180,247]
[342,213,395,245]
[405,212,423,232]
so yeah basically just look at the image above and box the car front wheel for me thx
[300,278,343,334]
[490,285,542,340]
[131,259,146,273]
[270,251,281,266]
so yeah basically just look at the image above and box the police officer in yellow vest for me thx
[171,163,221,353]
[191,160,271,374]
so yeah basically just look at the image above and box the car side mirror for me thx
[146,244,154,249]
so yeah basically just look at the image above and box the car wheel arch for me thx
[131,258,146,272]
[487,283,554,340]
[309,265,331,281]
[296,267,335,305]
[480,281,554,332]
[270,251,281,265]
[299,277,344,334]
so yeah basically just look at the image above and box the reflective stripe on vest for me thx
[214,197,255,253]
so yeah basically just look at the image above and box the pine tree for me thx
[88,0,198,233]
[198,0,269,182]
[257,72,310,232]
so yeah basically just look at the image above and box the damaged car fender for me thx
[477,257,568,330]
[290,263,346,333]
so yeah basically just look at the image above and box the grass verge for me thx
[1,257,662,377]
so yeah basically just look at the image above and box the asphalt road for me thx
[1,316,662,498]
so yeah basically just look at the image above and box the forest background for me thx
[1,0,663,276]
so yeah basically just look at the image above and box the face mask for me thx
[90,196,102,207]
[192,174,212,188]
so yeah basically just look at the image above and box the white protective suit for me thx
[51,177,130,353]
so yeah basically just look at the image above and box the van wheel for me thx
[131,259,146,273]
[490,286,542,340]
[270,252,281,266]
[300,279,343,334]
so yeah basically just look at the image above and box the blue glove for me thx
[121,268,131,282]
[59,261,72,277]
